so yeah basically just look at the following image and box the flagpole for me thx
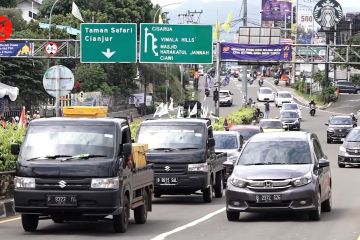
[215,40,220,120]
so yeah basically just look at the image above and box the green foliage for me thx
[0,126,25,171]
[0,8,26,31]
[0,0,16,8]
[212,107,256,131]
[319,86,337,103]
[313,71,325,83]
[295,80,305,93]
[130,119,141,140]
[351,74,360,85]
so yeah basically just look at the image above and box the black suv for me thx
[226,132,332,221]
[326,115,355,143]
[335,81,360,94]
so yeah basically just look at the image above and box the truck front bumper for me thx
[154,173,209,194]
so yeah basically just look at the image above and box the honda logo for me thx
[59,180,67,188]
[164,166,171,172]
[264,180,272,188]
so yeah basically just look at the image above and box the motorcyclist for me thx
[309,99,316,109]
[351,113,357,123]
[259,76,264,86]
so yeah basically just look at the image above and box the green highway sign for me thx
[139,24,213,64]
[81,23,137,63]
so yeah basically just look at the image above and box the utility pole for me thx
[241,0,248,106]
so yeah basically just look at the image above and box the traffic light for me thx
[213,89,219,102]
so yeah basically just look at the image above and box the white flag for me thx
[168,97,174,111]
[187,106,191,118]
[153,106,160,118]
[159,103,168,117]
[176,107,182,118]
[153,103,164,118]
[72,1,84,22]
[190,103,198,116]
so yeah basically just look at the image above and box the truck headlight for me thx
[292,172,312,187]
[14,177,35,189]
[229,177,246,188]
[91,177,119,189]
[188,163,209,172]
[338,146,347,156]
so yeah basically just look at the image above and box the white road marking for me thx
[151,207,226,240]
[0,216,20,224]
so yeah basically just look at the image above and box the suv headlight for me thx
[338,145,347,156]
[230,177,247,188]
[292,172,312,187]
[91,177,119,189]
[14,177,35,189]
[188,163,209,172]
[327,127,335,132]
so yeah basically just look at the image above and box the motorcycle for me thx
[310,105,316,116]
[253,107,264,122]
[205,88,210,97]
[259,78,264,87]
[274,78,279,85]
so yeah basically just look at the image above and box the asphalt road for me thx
[1,77,360,240]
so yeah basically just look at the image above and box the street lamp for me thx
[153,2,182,23]
[48,0,61,40]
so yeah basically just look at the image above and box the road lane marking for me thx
[0,216,20,224]
[151,207,225,240]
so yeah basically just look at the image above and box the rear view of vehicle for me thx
[275,91,293,107]
[281,103,302,119]
[259,119,284,133]
[226,132,332,221]
[257,87,274,102]
[219,90,233,107]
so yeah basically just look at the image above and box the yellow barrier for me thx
[62,106,108,118]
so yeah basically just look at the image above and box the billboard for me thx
[261,0,292,21]
[297,0,320,44]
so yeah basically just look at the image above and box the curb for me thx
[0,198,16,219]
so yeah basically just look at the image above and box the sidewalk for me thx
[265,78,332,110]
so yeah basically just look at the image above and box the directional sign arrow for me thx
[102,48,116,59]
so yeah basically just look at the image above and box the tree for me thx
[0,0,16,8]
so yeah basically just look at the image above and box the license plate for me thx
[255,194,281,203]
[47,195,77,206]
[156,177,178,185]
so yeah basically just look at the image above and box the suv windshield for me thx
[260,121,282,129]
[346,129,360,142]
[237,141,311,165]
[279,93,292,98]
[260,89,272,94]
[137,125,204,149]
[220,92,230,97]
[330,117,352,125]
[281,111,299,118]
[21,124,115,160]
[283,104,298,110]
[214,134,238,149]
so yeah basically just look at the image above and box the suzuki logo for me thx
[264,181,273,188]
[164,166,171,172]
[59,180,67,188]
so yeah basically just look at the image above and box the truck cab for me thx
[12,116,153,233]
[136,118,226,202]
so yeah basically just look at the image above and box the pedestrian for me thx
[264,101,270,119]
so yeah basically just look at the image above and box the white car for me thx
[281,103,302,119]
[257,87,275,102]
[219,90,233,106]
[275,91,293,107]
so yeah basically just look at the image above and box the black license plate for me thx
[255,194,281,203]
[156,177,178,185]
[47,195,77,206]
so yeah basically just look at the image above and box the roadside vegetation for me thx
[0,126,25,171]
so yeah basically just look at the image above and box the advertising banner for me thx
[297,0,320,44]
[220,42,292,62]
[261,0,292,21]
[128,93,152,107]
[0,41,33,56]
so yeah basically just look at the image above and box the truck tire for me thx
[134,192,148,224]
[113,196,130,233]
[21,214,39,232]
[203,179,213,203]
[214,172,224,198]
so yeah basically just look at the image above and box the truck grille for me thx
[36,178,91,190]
[153,164,187,175]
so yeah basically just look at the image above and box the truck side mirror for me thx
[11,143,20,155]
[207,138,215,148]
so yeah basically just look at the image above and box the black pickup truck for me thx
[136,118,227,202]
[11,118,154,233]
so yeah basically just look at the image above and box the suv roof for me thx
[330,115,352,119]
[141,118,211,127]
[277,91,292,94]
[251,132,308,142]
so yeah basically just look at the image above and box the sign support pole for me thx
[215,41,220,119]
[55,65,61,117]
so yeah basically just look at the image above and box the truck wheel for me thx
[214,172,224,198]
[203,179,213,203]
[226,210,240,221]
[21,214,39,232]
[113,196,130,233]
[134,192,148,224]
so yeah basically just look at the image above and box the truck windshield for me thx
[21,125,115,160]
[137,125,204,149]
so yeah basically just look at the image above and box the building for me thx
[16,0,43,22]
[336,12,360,44]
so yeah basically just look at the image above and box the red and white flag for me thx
[19,106,26,128]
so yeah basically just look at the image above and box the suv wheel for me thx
[322,188,332,212]
[226,210,240,221]
[308,192,321,221]
[356,90,360,94]
[21,214,39,232]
